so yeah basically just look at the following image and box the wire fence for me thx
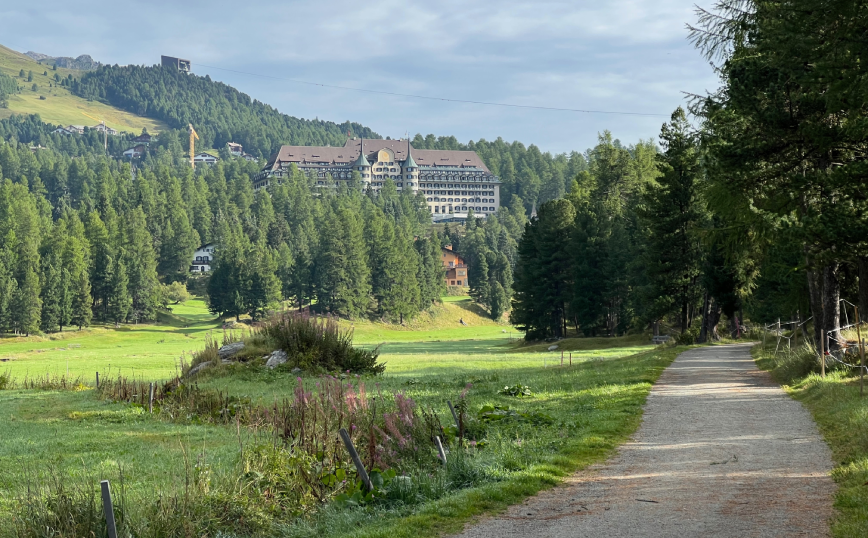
[760,298,868,373]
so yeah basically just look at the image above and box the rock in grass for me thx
[548,344,558,351]
[187,362,212,377]
[266,350,288,369]
[218,342,245,360]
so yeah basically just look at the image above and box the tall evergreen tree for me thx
[637,108,704,333]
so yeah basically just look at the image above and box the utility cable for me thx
[195,63,669,118]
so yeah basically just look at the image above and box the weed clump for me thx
[261,311,384,374]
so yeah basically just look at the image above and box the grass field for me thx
[0,299,220,380]
[754,337,868,538]
[0,298,670,537]
[0,43,166,133]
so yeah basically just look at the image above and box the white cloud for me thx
[0,0,718,153]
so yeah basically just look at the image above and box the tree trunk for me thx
[729,313,739,339]
[805,255,824,347]
[707,298,722,341]
[681,300,688,334]
[822,263,841,350]
[859,257,868,322]
[698,292,710,344]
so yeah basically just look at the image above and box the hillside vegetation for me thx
[73,64,379,159]
[0,44,165,134]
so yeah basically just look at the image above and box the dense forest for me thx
[0,135,502,334]
[512,0,868,349]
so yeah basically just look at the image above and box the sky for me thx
[2,0,719,155]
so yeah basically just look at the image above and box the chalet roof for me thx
[265,138,491,173]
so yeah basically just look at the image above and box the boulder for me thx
[547,344,559,351]
[218,342,245,360]
[291,367,302,373]
[187,361,213,377]
[265,350,288,369]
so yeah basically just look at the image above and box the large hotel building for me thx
[254,138,501,221]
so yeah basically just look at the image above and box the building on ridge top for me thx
[253,138,501,221]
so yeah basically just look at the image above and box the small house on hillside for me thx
[52,126,74,136]
[191,243,216,272]
[227,142,243,156]
[66,125,85,134]
[132,133,152,144]
[193,153,218,166]
[92,124,118,135]
[442,245,468,287]
[123,144,147,158]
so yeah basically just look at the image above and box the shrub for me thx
[676,326,699,345]
[261,311,384,374]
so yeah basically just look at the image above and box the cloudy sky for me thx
[2,0,719,154]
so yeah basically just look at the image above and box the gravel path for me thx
[453,343,835,538]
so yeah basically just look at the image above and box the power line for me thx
[195,63,668,118]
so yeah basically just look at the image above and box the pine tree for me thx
[316,205,371,318]
[123,207,161,322]
[13,267,41,335]
[380,223,421,323]
[244,243,281,320]
[638,108,704,333]
[39,260,63,332]
[107,255,131,326]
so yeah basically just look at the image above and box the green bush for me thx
[676,326,699,345]
[261,311,384,374]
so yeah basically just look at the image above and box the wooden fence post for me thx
[95,371,99,389]
[434,436,447,465]
[148,382,154,413]
[100,480,118,538]
[569,352,572,366]
[857,307,864,397]
[446,400,460,430]
[820,329,825,378]
[338,428,371,492]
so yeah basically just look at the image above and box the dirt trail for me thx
[453,344,835,537]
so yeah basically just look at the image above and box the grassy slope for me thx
[754,339,868,537]
[0,44,165,134]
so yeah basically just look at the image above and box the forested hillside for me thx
[72,65,379,159]
[0,132,505,334]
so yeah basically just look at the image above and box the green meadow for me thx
[0,297,669,537]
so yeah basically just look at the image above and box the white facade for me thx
[193,152,218,166]
[123,145,146,158]
[191,244,216,272]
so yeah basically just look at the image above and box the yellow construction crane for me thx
[188,124,199,168]
[81,111,107,153]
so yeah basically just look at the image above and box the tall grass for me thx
[261,311,384,374]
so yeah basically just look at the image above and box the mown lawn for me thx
[0,299,220,380]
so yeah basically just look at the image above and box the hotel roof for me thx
[264,139,491,173]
